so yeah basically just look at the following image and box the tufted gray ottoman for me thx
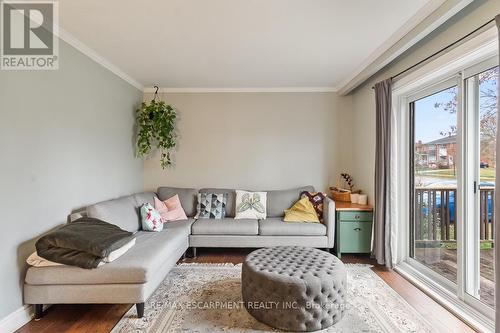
[242,246,346,332]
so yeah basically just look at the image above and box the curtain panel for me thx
[373,79,393,268]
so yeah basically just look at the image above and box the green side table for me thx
[334,201,373,259]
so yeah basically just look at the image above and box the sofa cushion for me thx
[133,192,157,206]
[163,218,196,234]
[266,186,314,218]
[25,220,193,285]
[191,218,258,235]
[157,187,198,217]
[199,188,236,217]
[86,195,140,232]
[259,218,326,236]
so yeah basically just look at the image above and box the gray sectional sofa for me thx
[189,186,335,252]
[24,186,335,319]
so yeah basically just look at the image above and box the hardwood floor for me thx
[16,248,475,333]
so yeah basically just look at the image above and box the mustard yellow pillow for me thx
[283,197,320,223]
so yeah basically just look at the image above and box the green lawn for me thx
[416,240,493,250]
[418,168,495,182]
[442,241,493,250]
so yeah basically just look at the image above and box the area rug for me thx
[111,263,435,333]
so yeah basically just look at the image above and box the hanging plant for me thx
[136,86,177,169]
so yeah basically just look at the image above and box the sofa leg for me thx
[192,247,197,258]
[136,302,145,318]
[34,304,43,320]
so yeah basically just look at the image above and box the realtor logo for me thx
[1,0,58,70]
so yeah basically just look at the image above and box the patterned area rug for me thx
[111,263,435,333]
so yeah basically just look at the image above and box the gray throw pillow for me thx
[195,193,228,219]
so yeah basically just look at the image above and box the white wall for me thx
[143,92,352,192]
[348,0,500,204]
[0,40,143,322]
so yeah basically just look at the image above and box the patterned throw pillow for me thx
[195,192,228,219]
[235,190,267,219]
[300,191,327,222]
[140,203,163,231]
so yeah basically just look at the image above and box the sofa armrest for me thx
[323,197,336,248]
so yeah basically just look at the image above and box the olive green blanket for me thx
[36,218,135,269]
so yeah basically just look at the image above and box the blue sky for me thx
[414,72,497,143]
[415,88,457,143]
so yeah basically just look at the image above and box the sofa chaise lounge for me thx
[24,186,336,319]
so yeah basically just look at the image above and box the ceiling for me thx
[59,0,436,90]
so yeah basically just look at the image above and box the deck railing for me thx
[414,186,494,241]
[480,186,495,241]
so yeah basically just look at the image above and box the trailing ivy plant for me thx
[136,99,177,169]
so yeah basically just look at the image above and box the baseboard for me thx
[0,305,33,333]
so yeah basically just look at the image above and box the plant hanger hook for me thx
[153,85,159,101]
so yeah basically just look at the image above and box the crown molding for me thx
[143,87,337,93]
[12,6,143,90]
[337,0,474,95]
[56,27,144,91]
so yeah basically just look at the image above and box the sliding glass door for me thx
[407,58,498,317]
[409,79,459,291]
[464,64,498,309]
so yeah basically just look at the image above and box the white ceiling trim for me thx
[56,27,144,91]
[143,87,337,93]
[333,0,446,92]
[337,0,474,95]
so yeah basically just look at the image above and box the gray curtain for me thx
[495,14,500,333]
[373,79,393,268]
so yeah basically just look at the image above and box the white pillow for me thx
[103,238,136,263]
[235,190,267,219]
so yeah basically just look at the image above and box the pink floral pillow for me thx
[140,203,163,231]
[154,195,188,222]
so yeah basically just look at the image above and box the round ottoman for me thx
[242,246,346,332]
